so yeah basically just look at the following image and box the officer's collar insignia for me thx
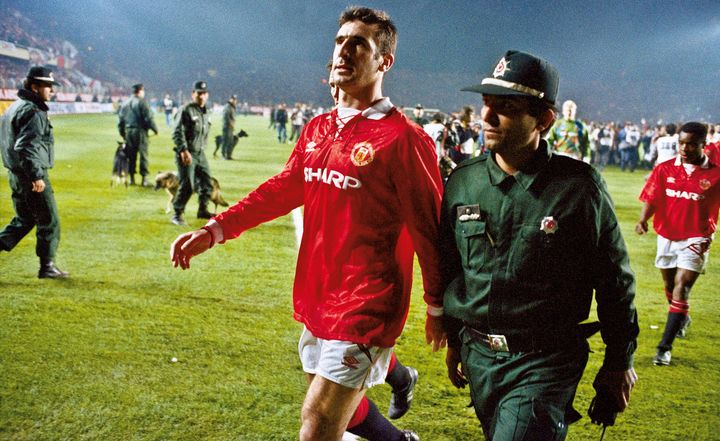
[493,57,508,78]
[540,216,558,234]
[457,204,481,222]
[350,142,374,166]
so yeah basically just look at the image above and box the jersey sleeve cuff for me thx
[426,305,444,317]
[204,219,224,244]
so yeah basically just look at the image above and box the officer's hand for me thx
[635,221,648,235]
[594,367,637,411]
[31,179,45,193]
[170,229,212,270]
[425,314,447,352]
[446,346,468,389]
[180,150,192,166]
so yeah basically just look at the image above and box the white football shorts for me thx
[655,235,712,273]
[298,326,393,389]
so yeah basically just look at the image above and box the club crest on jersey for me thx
[493,57,508,78]
[699,179,711,190]
[351,142,375,166]
[305,141,317,152]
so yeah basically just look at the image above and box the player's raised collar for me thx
[336,97,393,122]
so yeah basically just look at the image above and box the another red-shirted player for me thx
[636,122,720,366]
[170,7,444,441]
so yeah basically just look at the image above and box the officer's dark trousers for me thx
[0,170,60,260]
[461,330,588,441]
[173,150,212,214]
[125,128,149,177]
[221,128,233,159]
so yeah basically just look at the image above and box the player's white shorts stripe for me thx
[655,235,712,273]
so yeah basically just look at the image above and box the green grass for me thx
[1,113,719,440]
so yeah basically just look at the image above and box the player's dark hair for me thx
[665,123,676,136]
[679,122,708,141]
[339,6,397,57]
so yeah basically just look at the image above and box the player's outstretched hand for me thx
[425,314,447,352]
[170,229,212,270]
[634,220,648,235]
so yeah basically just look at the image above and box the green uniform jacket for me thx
[1,88,54,180]
[440,141,638,371]
[118,95,158,138]
[172,102,210,153]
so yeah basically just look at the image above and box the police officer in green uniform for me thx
[439,51,639,440]
[118,83,158,187]
[171,80,214,225]
[0,67,68,278]
[221,94,237,160]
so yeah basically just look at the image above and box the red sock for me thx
[347,396,370,429]
[669,299,689,315]
[387,352,397,374]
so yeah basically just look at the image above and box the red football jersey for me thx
[639,156,720,240]
[214,103,443,347]
[706,142,720,167]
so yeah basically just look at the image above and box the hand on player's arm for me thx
[170,229,213,269]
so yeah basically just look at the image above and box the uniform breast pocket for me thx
[512,225,572,280]
[459,221,490,268]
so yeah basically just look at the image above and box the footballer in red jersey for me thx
[170,7,441,441]
[637,122,720,366]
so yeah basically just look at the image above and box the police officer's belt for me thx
[463,322,600,353]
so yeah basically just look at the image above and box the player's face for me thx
[193,91,208,107]
[678,131,706,165]
[481,95,544,155]
[330,20,389,91]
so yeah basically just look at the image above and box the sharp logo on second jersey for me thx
[304,167,362,190]
[665,188,703,200]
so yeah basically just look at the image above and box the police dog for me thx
[213,129,249,159]
[154,171,229,214]
[111,142,130,187]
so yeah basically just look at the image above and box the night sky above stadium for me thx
[8,0,720,122]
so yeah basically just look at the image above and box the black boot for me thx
[171,210,186,226]
[38,260,69,279]
[197,204,214,219]
[130,174,136,186]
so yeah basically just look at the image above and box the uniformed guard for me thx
[221,95,237,160]
[170,80,214,225]
[0,66,68,278]
[440,50,639,440]
[118,83,158,186]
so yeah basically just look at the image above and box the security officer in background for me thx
[221,94,237,160]
[439,50,639,440]
[118,83,158,186]
[0,66,68,278]
[171,80,214,225]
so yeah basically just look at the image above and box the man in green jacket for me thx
[171,80,214,225]
[440,50,639,440]
[221,94,237,160]
[0,66,68,278]
[118,83,158,186]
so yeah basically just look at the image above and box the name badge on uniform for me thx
[457,204,481,222]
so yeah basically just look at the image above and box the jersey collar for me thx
[336,97,394,121]
[674,155,710,169]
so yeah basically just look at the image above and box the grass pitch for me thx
[1,113,719,440]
